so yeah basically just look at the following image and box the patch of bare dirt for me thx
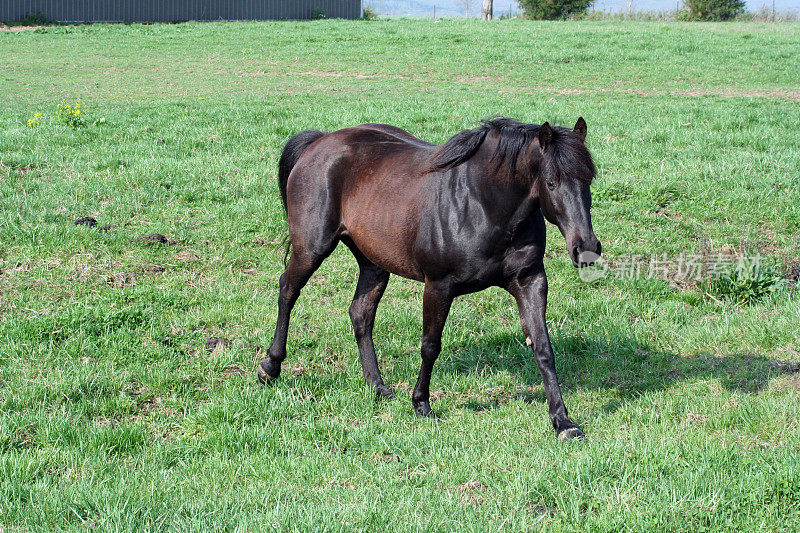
[669,87,800,100]
[217,365,248,382]
[455,74,508,83]
[686,412,708,424]
[388,382,443,400]
[62,255,123,284]
[0,24,44,32]
[327,477,356,489]
[373,451,400,463]
[451,480,487,504]
[526,503,559,516]
[7,424,37,449]
[240,70,392,80]
[135,233,175,245]
[482,385,511,401]
[783,375,800,391]
[106,272,134,288]
[93,416,118,428]
[142,264,165,274]
[281,349,345,378]
[770,359,800,374]
[531,86,800,102]
[175,251,200,262]
[6,262,32,274]
[290,362,305,376]
[784,260,800,284]
[392,382,411,393]
[205,337,232,354]
[654,209,681,219]
[324,348,346,374]
[180,343,197,357]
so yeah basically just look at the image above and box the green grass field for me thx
[1,19,799,530]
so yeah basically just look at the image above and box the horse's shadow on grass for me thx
[433,333,800,414]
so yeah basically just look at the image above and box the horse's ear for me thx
[574,117,587,142]
[538,122,553,152]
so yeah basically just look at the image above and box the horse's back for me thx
[356,123,434,148]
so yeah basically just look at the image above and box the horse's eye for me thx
[546,180,556,190]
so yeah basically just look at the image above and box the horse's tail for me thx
[277,129,325,266]
[278,129,326,213]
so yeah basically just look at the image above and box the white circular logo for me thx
[578,251,607,282]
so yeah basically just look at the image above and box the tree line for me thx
[486,0,747,20]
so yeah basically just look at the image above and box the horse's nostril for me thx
[574,244,602,268]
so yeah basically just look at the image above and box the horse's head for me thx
[534,118,601,268]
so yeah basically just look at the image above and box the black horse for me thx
[258,118,601,440]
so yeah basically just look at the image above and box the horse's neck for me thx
[467,140,540,227]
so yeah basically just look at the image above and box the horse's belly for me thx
[347,231,424,281]
[339,159,431,281]
[343,210,424,281]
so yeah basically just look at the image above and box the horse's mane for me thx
[429,118,594,183]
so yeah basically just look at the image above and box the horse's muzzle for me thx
[571,238,602,268]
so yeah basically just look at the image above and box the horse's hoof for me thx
[557,426,585,441]
[376,384,395,398]
[413,401,435,418]
[257,359,280,384]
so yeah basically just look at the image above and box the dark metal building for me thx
[0,1,363,22]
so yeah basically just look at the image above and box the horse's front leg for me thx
[507,270,583,440]
[412,282,453,417]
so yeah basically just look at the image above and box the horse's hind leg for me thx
[258,242,335,383]
[348,254,392,397]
